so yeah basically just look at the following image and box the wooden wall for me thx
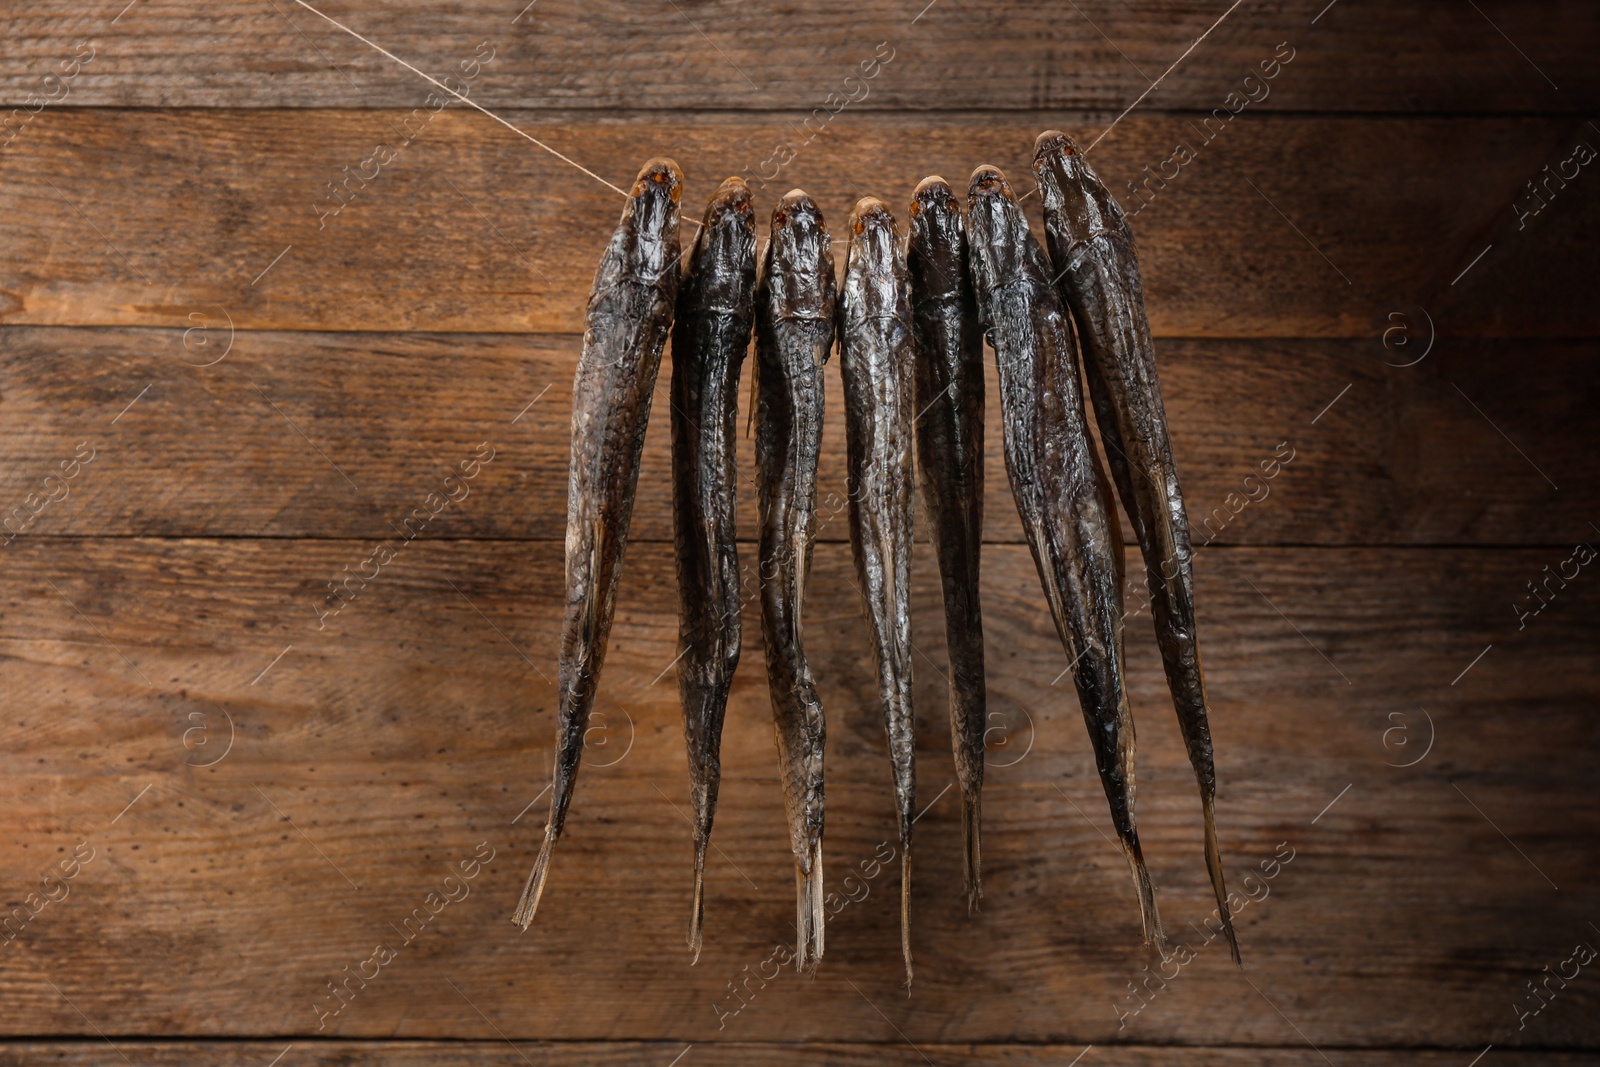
[2,0,1597,1063]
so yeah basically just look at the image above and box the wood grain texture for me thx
[1,538,1595,1045]
[0,1044,1595,1067]
[1,0,1595,113]
[3,2,1597,1057]
[1,326,1590,544]
[1,111,1595,337]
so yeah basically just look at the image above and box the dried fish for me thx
[965,164,1164,952]
[754,189,835,971]
[1033,130,1238,962]
[907,176,987,914]
[514,159,683,930]
[839,197,917,984]
[671,177,759,962]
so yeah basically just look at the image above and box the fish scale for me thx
[907,176,988,915]
[839,196,918,986]
[1033,130,1239,963]
[754,188,834,972]
[670,176,758,963]
[514,158,683,931]
[965,162,1166,954]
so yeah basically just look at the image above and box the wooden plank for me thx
[0,1043,1595,1066]
[2,0,1596,113]
[1,326,1592,544]
[2,111,1595,337]
[1,538,1595,1045]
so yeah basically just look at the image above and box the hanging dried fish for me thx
[907,176,987,914]
[839,196,917,984]
[1032,130,1238,962]
[965,164,1164,952]
[671,177,759,962]
[754,189,835,971]
[514,159,684,930]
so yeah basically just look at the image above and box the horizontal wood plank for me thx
[0,327,1590,545]
[1,0,1595,113]
[0,1043,1594,1066]
[1,538,1595,1045]
[1,111,1595,337]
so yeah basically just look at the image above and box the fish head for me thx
[618,157,684,289]
[964,164,1029,301]
[1032,130,1126,247]
[842,196,905,324]
[687,176,759,305]
[763,188,836,319]
[907,175,966,302]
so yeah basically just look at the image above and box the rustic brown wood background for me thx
[3,0,1598,1063]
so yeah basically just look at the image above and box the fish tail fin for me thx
[900,844,914,989]
[962,788,982,915]
[512,830,558,930]
[811,842,825,964]
[1124,832,1167,957]
[1202,791,1241,965]
[793,864,808,970]
[794,841,825,971]
[689,837,708,964]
